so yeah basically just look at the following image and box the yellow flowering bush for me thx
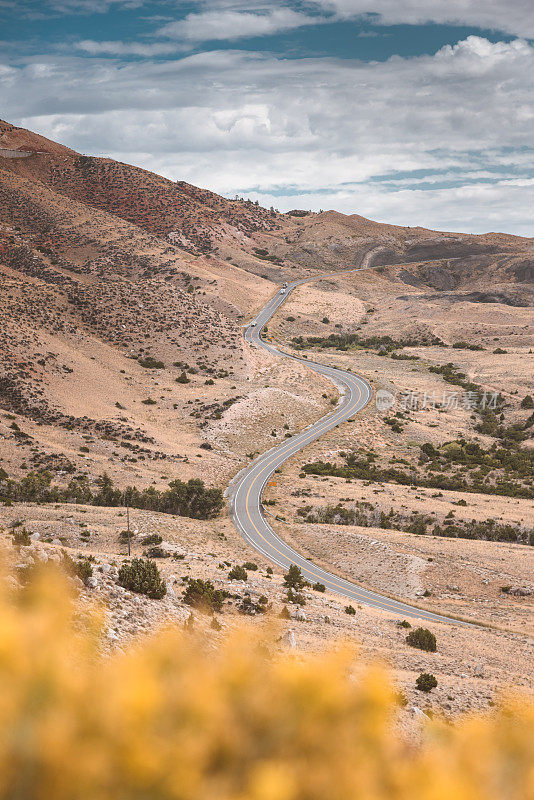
[0,564,532,800]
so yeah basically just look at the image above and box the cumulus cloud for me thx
[2,36,533,235]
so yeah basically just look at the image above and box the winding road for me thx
[228,266,467,625]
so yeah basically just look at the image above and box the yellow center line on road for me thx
[234,262,469,622]
[239,380,430,614]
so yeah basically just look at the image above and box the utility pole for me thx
[124,492,131,557]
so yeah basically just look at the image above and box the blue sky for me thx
[1,1,533,235]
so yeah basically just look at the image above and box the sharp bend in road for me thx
[228,265,469,626]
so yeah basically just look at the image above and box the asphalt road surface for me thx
[228,267,468,625]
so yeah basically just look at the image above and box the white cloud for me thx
[2,36,533,236]
[76,39,183,56]
[253,179,534,238]
[4,0,145,16]
[317,0,534,39]
[158,8,324,42]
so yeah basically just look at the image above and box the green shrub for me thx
[312,582,326,592]
[176,372,190,384]
[138,356,165,369]
[397,620,411,628]
[286,589,306,605]
[239,595,268,615]
[183,578,223,613]
[243,562,258,571]
[141,534,162,546]
[228,565,248,581]
[75,559,93,585]
[416,673,438,692]
[521,395,534,409]
[284,564,307,590]
[345,605,356,615]
[11,526,31,546]
[279,605,291,619]
[406,627,436,652]
[118,558,167,599]
[144,546,169,559]
[0,469,224,522]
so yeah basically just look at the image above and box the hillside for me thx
[1,116,532,494]
[1,119,533,717]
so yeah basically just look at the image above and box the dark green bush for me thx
[243,562,258,571]
[0,468,225,521]
[312,582,326,592]
[239,594,268,615]
[144,545,169,559]
[141,534,163,546]
[228,565,248,581]
[286,588,306,606]
[75,559,93,585]
[416,673,438,692]
[345,605,356,615]
[138,356,165,369]
[118,558,167,599]
[183,578,223,613]
[406,627,436,652]
[11,526,31,546]
[283,564,307,590]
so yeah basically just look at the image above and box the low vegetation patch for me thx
[297,500,533,545]
[0,470,224,520]
[292,332,444,354]
[416,673,438,692]
[301,442,534,500]
[406,628,436,652]
[183,578,224,613]
[228,565,247,581]
[138,355,165,369]
[283,564,308,590]
[118,558,166,599]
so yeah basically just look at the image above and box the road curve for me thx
[228,266,468,625]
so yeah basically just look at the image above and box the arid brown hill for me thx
[2,118,532,269]
[0,117,532,495]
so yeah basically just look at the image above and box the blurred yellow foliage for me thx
[0,565,533,800]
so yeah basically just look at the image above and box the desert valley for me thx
[1,117,533,724]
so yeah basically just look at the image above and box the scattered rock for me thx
[280,629,296,650]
